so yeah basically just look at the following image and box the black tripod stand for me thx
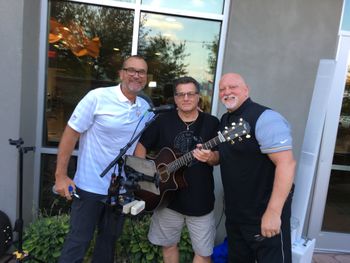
[6,138,44,263]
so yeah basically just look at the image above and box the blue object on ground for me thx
[211,237,228,263]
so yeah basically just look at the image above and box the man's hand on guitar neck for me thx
[192,144,219,166]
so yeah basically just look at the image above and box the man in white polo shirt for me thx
[54,55,150,263]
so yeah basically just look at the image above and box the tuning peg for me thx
[239,118,243,122]
[246,134,251,138]
[225,126,228,130]
[230,140,235,145]
[227,136,231,140]
[235,133,239,137]
[238,137,242,141]
[231,122,236,126]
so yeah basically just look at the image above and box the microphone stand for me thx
[100,113,159,205]
[7,138,44,263]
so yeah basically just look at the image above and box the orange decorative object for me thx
[49,18,101,58]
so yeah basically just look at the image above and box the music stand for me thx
[99,114,159,205]
[124,155,160,195]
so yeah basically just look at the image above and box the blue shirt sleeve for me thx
[255,109,293,154]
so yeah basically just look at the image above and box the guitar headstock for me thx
[221,118,251,144]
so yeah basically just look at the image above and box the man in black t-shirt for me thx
[134,76,219,263]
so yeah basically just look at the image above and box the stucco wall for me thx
[0,0,40,226]
[20,0,41,225]
[220,0,342,157]
[214,0,343,243]
[0,1,25,224]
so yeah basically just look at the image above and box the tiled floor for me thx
[312,253,350,263]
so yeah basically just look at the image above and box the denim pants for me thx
[59,188,125,263]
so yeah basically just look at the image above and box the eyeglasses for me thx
[123,67,147,77]
[175,91,199,99]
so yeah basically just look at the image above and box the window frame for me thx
[33,0,231,205]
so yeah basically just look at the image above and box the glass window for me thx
[39,154,77,215]
[114,0,136,2]
[322,55,350,234]
[45,0,134,146]
[341,0,350,32]
[39,0,226,215]
[142,0,224,14]
[138,13,221,111]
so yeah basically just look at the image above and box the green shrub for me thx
[22,212,193,263]
[117,214,163,263]
[23,213,70,263]
[112,213,194,263]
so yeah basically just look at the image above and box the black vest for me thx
[218,98,275,224]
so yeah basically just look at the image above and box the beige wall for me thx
[0,0,40,224]
[220,0,342,158]
[0,0,25,223]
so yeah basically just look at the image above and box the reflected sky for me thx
[341,0,350,32]
[142,0,224,14]
[142,13,221,82]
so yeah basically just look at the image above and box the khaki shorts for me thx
[148,208,216,257]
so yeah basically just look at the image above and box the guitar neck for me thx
[167,133,223,173]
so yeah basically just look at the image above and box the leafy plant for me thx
[117,214,163,263]
[23,213,70,263]
[22,212,194,263]
[116,214,194,263]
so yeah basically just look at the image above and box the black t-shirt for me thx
[139,110,220,216]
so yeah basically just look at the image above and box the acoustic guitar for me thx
[134,119,251,212]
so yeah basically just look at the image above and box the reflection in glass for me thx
[45,0,134,146]
[39,154,77,215]
[322,55,350,233]
[138,13,221,112]
[142,0,225,14]
[341,0,350,32]
[114,0,136,2]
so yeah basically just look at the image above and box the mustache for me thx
[223,95,236,101]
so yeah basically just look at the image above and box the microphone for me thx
[148,104,175,114]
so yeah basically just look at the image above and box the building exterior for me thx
[0,0,349,254]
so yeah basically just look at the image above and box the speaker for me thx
[0,210,12,256]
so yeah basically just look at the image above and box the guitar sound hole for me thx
[158,165,170,182]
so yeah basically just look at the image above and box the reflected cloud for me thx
[192,0,204,7]
[165,17,177,22]
[147,0,162,7]
[142,0,223,14]
[144,15,184,31]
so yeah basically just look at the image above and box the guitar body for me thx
[134,147,187,212]
[133,120,251,212]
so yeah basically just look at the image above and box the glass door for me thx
[308,37,350,252]
[323,66,350,235]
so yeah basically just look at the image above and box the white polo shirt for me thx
[68,85,152,195]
